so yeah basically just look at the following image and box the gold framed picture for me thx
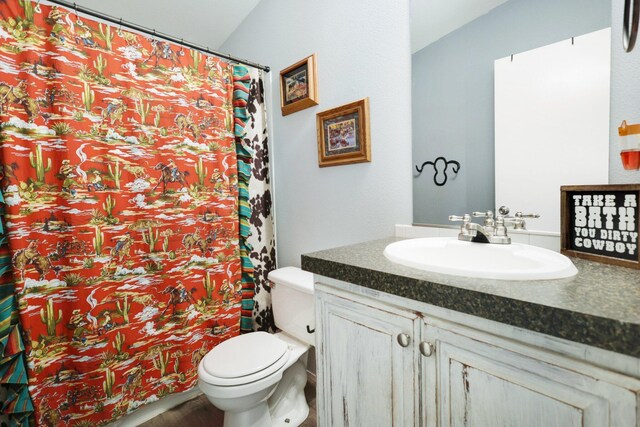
[316,98,371,167]
[280,54,318,116]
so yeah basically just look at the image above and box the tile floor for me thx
[140,375,317,427]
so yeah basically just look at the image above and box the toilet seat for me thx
[200,332,290,387]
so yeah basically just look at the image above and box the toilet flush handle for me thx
[306,325,315,334]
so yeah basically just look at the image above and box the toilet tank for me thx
[268,267,315,346]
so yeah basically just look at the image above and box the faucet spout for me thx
[463,223,491,243]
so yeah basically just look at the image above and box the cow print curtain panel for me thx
[245,68,276,332]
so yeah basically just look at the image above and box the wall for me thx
[610,0,640,183]
[221,0,413,267]
[412,0,611,225]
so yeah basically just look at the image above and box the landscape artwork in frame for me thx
[280,54,318,116]
[316,98,371,167]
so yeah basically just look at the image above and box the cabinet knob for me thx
[419,341,435,357]
[397,333,411,348]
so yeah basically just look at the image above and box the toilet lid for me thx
[202,331,288,379]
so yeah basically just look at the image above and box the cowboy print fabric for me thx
[0,0,248,424]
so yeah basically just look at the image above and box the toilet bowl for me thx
[198,267,315,427]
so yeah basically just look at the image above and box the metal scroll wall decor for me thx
[415,157,461,187]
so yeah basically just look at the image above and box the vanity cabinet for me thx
[421,322,638,427]
[316,282,640,427]
[315,290,420,427]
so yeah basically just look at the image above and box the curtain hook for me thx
[180,38,184,52]
[118,17,123,32]
[34,0,41,13]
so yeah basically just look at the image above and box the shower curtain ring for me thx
[34,0,41,13]
[118,18,123,31]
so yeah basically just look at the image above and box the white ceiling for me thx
[72,0,505,56]
[410,0,510,53]
[73,0,261,49]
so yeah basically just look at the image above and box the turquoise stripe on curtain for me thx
[0,192,34,426]
[232,65,256,333]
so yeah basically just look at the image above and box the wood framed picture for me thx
[280,54,318,116]
[561,184,639,269]
[316,98,371,168]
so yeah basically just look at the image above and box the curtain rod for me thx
[40,0,270,72]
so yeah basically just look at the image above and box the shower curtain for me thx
[0,0,260,425]
[232,66,277,333]
[245,69,276,332]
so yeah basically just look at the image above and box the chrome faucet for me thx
[449,206,540,244]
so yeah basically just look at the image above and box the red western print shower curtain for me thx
[0,0,250,424]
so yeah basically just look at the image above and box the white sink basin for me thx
[384,237,578,280]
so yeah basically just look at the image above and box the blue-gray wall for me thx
[610,0,640,184]
[412,0,611,224]
[222,0,413,267]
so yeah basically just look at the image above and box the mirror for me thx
[411,0,612,230]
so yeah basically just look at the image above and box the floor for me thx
[140,375,317,427]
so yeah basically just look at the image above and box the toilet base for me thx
[223,401,271,427]
[269,360,309,427]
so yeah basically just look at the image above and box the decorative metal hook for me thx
[415,157,461,187]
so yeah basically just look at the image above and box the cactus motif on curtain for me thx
[0,0,250,425]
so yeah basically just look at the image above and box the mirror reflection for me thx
[411,0,612,230]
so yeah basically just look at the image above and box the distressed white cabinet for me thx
[315,280,640,427]
[315,290,420,427]
[421,322,638,427]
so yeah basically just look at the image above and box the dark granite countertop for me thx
[301,237,640,358]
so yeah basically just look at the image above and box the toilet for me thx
[198,267,315,427]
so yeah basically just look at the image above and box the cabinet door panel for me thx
[423,324,637,427]
[317,292,418,427]
[447,358,591,427]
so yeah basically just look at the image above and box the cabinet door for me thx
[421,323,638,427]
[316,291,419,427]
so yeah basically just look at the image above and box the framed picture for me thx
[560,184,639,269]
[280,54,318,116]
[316,98,371,167]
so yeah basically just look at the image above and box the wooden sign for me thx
[561,184,639,269]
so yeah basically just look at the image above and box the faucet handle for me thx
[515,212,540,219]
[503,217,527,230]
[449,214,471,223]
[472,210,494,218]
